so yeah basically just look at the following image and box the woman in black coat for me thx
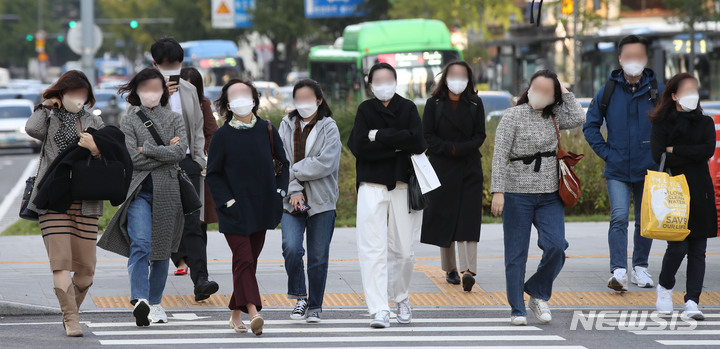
[420,61,486,292]
[206,79,289,335]
[649,72,717,320]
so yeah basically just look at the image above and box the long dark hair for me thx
[289,79,332,120]
[517,69,563,119]
[118,68,170,107]
[214,79,260,122]
[649,73,702,123]
[43,70,96,108]
[431,61,477,101]
[180,67,204,102]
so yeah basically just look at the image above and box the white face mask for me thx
[295,101,319,119]
[371,83,396,102]
[229,97,254,117]
[62,96,84,114]
[620,59,646,78]
[527,89,555,110]
[138,91,163,108]
[678,93,700,112]
[447,78,468,95]
[157,67,181,79]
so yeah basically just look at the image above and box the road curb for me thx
[0,300,61,316]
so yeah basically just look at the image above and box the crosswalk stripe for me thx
[85,317,511,328]
[632,330,720,335]
[657,340,720,346]
[98,335,567,346]
[92,325,541,336]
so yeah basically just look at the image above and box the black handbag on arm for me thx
[19,118,49,221]
[408,162,429,211]
[136,110,202,215]
[70,155,127,203]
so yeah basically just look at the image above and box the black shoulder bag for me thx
[137,110,201,215]
[19,125,48,221]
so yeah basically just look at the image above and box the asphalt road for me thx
[0,149,37,232]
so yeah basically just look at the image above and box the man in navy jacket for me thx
[583,35,665,292]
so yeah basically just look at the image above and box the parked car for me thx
[0,99,40,152]
[0,90,41,104]
[478,91,514,120]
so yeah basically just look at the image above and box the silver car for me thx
[0,99,40,152]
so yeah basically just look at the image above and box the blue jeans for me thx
[502,192,568,316]
[127,191,169,305]
[281,210,336,312]
[607,179,653,273]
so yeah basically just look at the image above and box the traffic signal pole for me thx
[81,0,95,85]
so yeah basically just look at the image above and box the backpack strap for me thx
[649,78,659,106]
[267,120,277,161]
[599,79,616,119]
[136,110,165,146]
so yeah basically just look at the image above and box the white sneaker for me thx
[396,298,412,324]
[370,310,390,328]
[656,284,674,315]
[682,300,705,320]
[528,297,552,323]
[510,316,527,326]
[608,268,628,292]
[631,266,655,288]
[149,304,167,323]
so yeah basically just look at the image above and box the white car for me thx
[0,99,40,152]
[252,81,282,111]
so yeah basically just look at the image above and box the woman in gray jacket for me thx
[278,79,341,324]
[490,69,585,326]
[98,68,187,327]
[25,70,103,337]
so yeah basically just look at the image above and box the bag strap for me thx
[551,116,564,153]
[267,120,277,160]
[136,110,165,146]
[659,152,673,175]
[434,98,442,130]
[600,79,616,119]
[649,78,659,106]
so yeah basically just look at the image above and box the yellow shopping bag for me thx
[640,155,691,241]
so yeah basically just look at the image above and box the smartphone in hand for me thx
[168,75,180,84]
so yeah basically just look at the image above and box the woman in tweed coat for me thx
[490,69,585,326]
[98,68,187,327]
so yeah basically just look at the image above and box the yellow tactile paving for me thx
[91,263,720,308]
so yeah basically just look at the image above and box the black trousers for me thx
[171,155,209,285]
[658,237,707,304]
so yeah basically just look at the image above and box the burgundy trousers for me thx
[224,230,266,313]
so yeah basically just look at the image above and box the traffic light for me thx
[25,34,33,41]
[129,20,138,29]
[57,35,64,43]
[69,20,77,28]
[562,0,574,15]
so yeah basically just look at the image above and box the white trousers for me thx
[356,182,423,315]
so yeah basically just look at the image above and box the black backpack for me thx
[599,78,659,118]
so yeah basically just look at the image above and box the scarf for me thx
[53,108,83,152]
[228,115,257,130]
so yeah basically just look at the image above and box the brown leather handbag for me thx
[551,116,584,208]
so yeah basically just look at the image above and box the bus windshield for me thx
[363,50,461,102]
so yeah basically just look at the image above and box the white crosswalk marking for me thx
[85,314,586,348]
[620,312,720,346]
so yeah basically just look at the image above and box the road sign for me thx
[66,22,103,55]
[304,0,365,18]
[211,0,254,28]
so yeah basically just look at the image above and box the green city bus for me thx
[308,19,463,104]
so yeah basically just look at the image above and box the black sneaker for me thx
[446,271,461,285]
[132,299,150,327]
[291,299,308,320]
[462,273,476,292]
[194,279,219,302]
[306,310,321,323]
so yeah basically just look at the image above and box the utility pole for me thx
[81,0,95,85]
[573,0,580,90]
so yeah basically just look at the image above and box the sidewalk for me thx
[2,222,720,314]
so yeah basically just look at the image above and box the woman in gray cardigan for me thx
[278,79,341,324]
[25,70,104,337]
[98,68,187,327]
[490,69,585,326]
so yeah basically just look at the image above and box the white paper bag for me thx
[410,153,441,194]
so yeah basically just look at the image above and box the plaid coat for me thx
[98,105,187,260]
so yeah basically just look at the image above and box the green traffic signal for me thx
[26,34,33,41]
[69,20,77,28]
[57,35,64,43]
[129,20,138,29]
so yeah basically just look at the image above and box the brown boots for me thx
[54,284,83,337]
[74,281,92,309]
